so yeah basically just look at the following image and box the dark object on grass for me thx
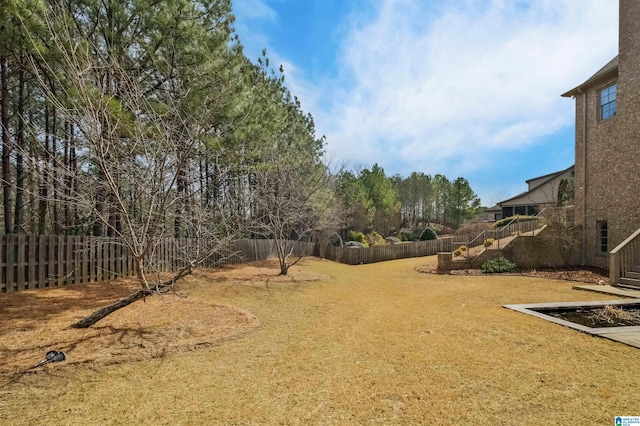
[33,350,66,369]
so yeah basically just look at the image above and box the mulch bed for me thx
[449,266,610,284]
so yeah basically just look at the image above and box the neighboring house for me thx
[496,165,574,220]
[485,205,502,222]
[562,0,640,276]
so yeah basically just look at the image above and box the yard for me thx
[1,256,638,424]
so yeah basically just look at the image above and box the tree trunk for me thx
[13,64,25,233]
[174,164,186,238]
[93,171,107,236]
[1,55,13,234]
[51,102,60,234]
[63,120,70,231]
[38,104,49,234]
[70,123,78,229]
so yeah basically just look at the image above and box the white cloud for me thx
[232,0,277,22]
[317,0,618,179]
[232,0,618,204]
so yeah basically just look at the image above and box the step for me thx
[626,271,640,280]
[613,282,640,291]
[619,277,640,287]
[631,266,640,273]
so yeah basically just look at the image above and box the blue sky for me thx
[232,0,618,206]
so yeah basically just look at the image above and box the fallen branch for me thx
[71,263,195,328]
[71,289,153,328]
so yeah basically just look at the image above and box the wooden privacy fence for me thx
[1,235,315,293]
[1,235,131,293]
[323,237,454,265]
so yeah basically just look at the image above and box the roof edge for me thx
[498,165,574,206]
[562,56,619,98]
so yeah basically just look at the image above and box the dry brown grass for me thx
[1,256,639,425]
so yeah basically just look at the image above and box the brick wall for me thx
[572,0,640,269]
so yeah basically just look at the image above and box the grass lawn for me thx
[1,256,638,424]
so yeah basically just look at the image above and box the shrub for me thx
[385,236,401,244]
[330,234,343,246]
[429,223,456,235]
[420,227,438,241]
[455,222,492,236]
[347,230,368,247]
[483,238,495,248]
[453,245,467,257]
[398,227,436,241]
[365,231,386,246]
[481,257,517,273]
[399,229,412,241]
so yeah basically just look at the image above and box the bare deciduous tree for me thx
[249,159,343,275]
[23,4,243,327]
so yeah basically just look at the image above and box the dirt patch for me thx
[0,259,327,374]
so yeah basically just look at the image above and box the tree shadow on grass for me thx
[0,279,140,336]
[0,289,259,379]
[0,323,164,385]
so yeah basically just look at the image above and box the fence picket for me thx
[49,236,55,286]
[0,235,4,292]
[6,235,16,292]
[109,239,115,281]
[56,236,64,287]
[27,235,36,290]
[16,235,26,291]
[37,235,45,289]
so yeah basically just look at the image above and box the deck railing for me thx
[610,228,640,285]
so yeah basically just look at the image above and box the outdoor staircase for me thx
[451,214,546,261]
[617,265,640,288]
[610,228,640,288]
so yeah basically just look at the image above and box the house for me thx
[485,204,502,222]
[562,0,640,283]
[496,165,574,221]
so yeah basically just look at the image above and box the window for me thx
[600,84,617,120]
[597,221,608,255]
